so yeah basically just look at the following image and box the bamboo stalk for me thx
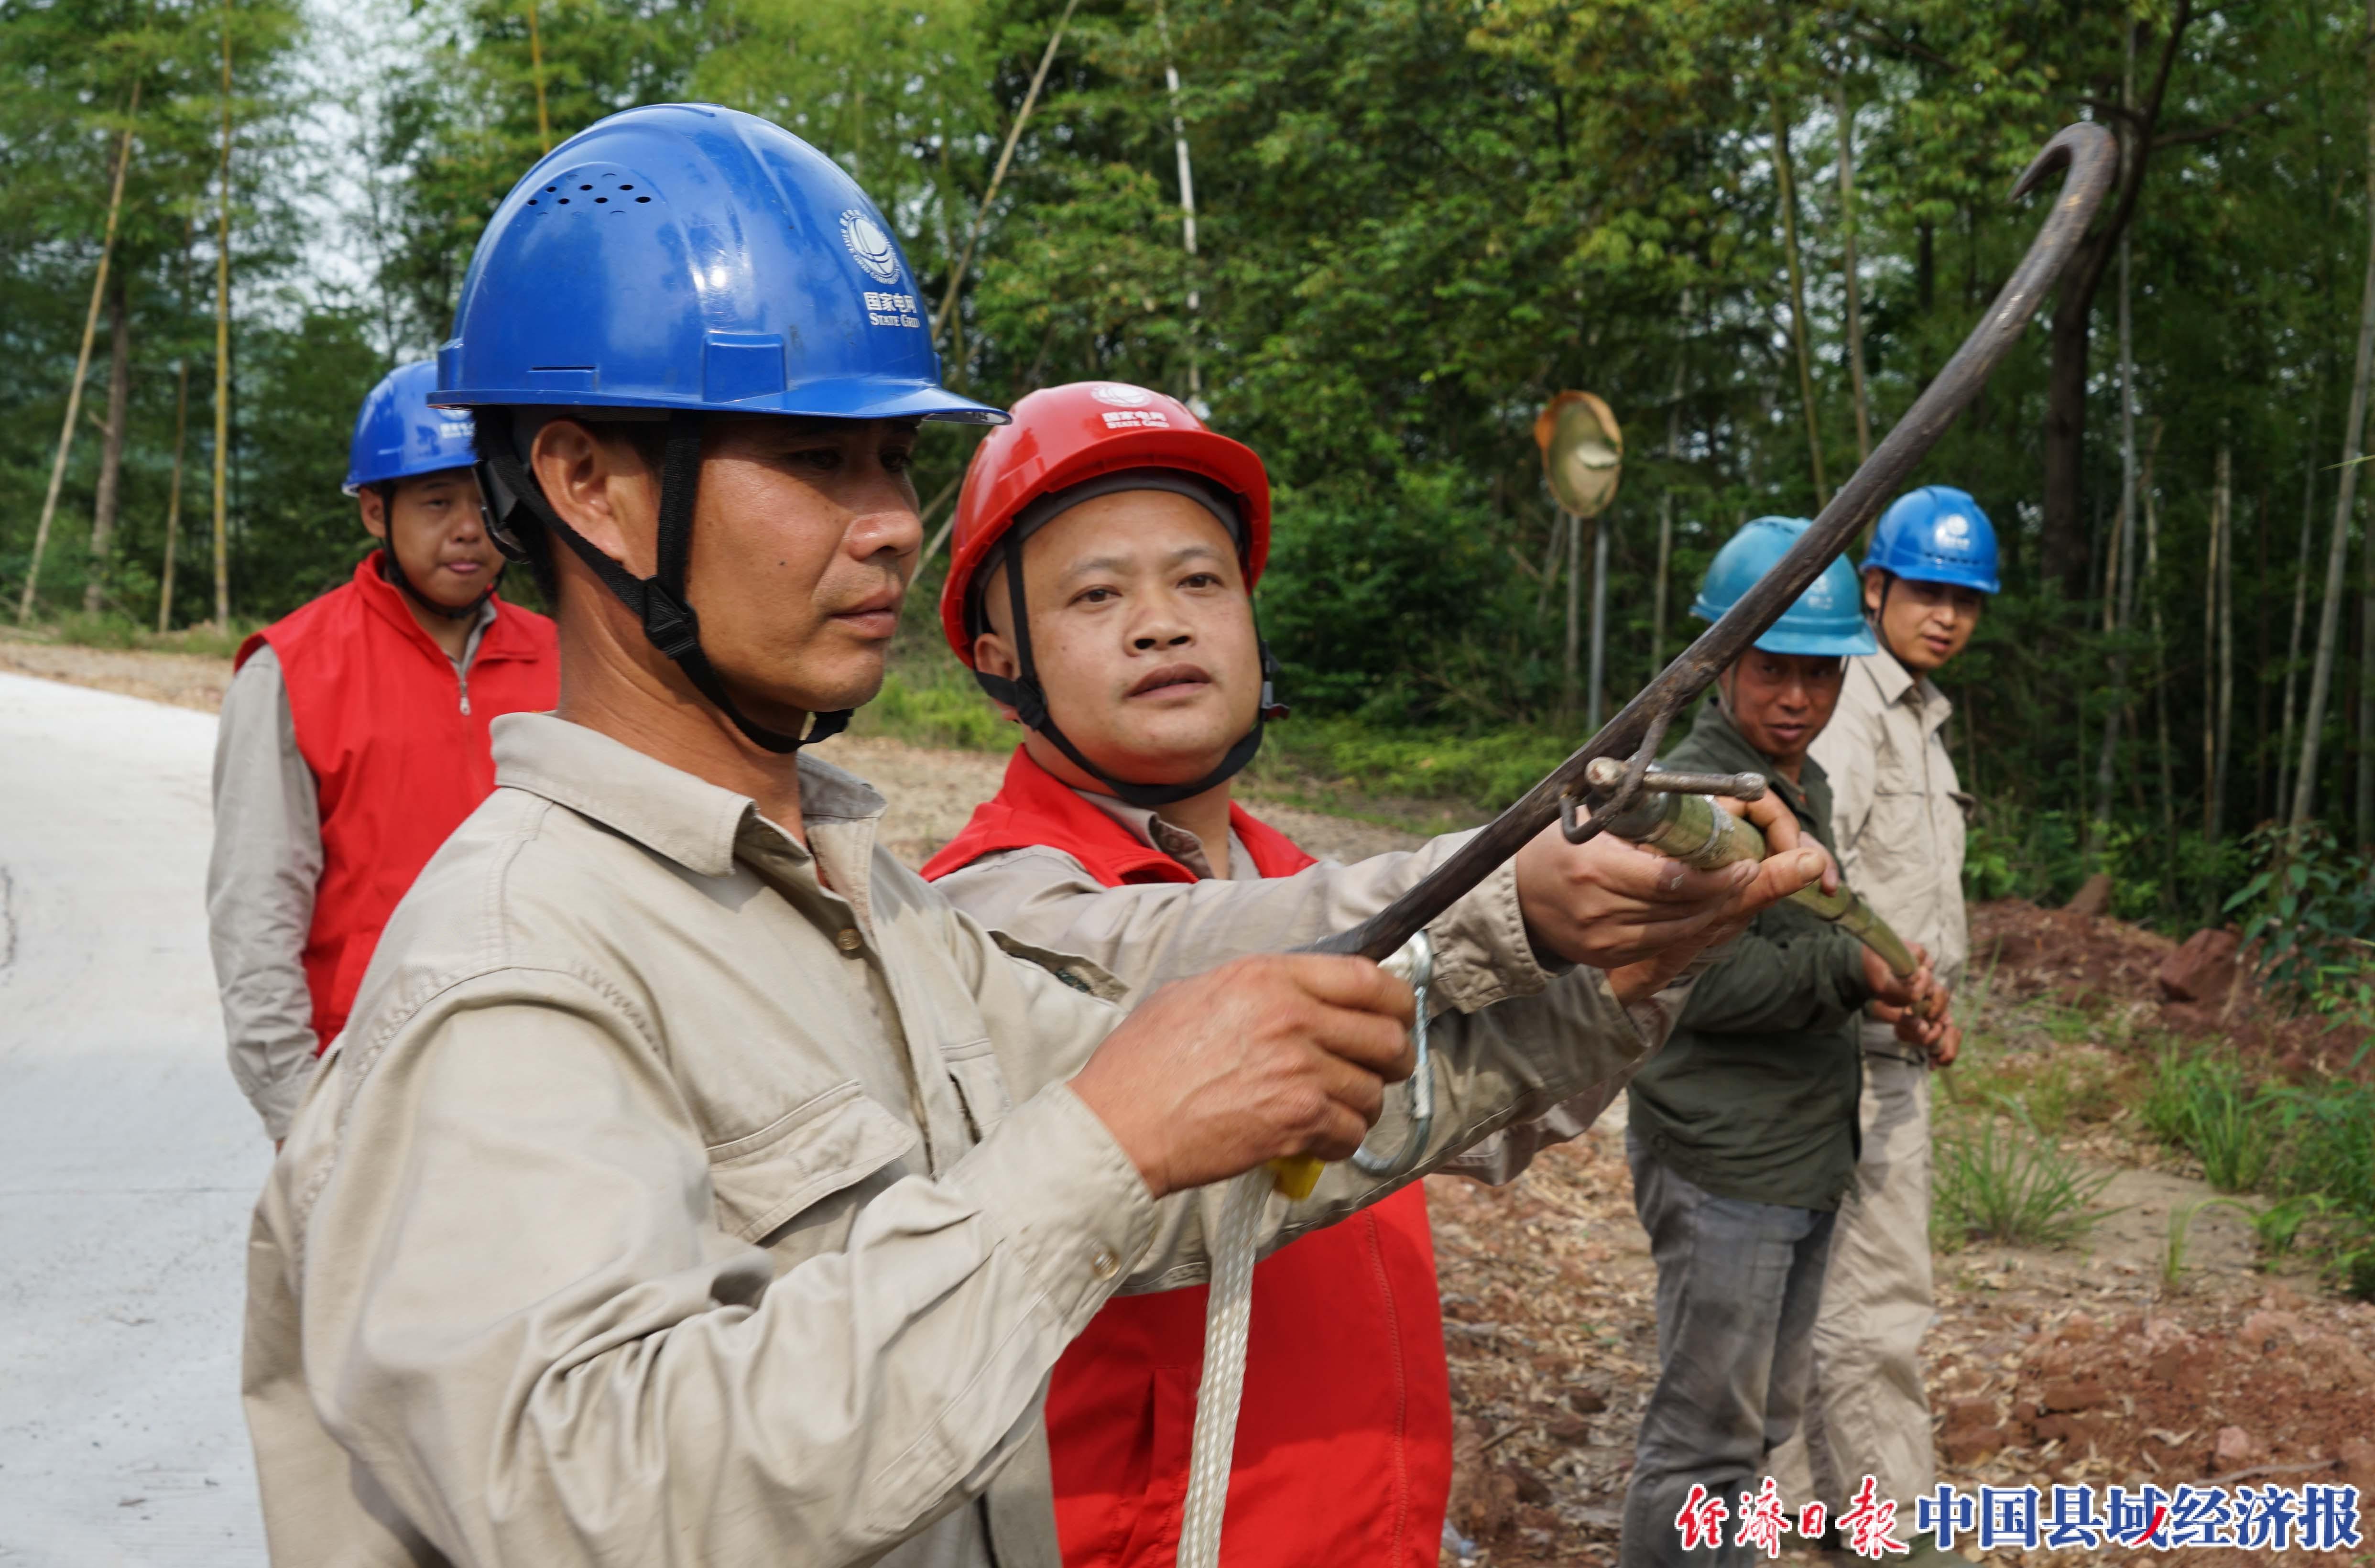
[2217,472,2236,860]
[211,0,234,629]
[2204,445,2227,841]
[85,272,133,614]
[19,81,141,625]
[1833,57,1871,463]
[1771,93,1829,504]
[2294,0,2375,828]
[930,0,1081,348]
[158,353,192,633]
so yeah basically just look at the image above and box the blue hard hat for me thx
[1863,485,2001,594]
[344,360,477,494]
[433,102,1002,425]
[1691,516,1878,657]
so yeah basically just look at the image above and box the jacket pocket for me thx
[939,1037,1013,1142]
[1108,1366,1197,1568]
[706,1082,918,1245]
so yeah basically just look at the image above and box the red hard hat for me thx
[938,381,1272,665]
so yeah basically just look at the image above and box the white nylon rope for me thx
[1174,934,1434,1568]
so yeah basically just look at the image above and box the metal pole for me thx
[1562,509,1581,717]
[1589,512,1610,731]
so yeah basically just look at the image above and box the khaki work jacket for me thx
[243,715,1639,1568]
[1807,645,1972,1016]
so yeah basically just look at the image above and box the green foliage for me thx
[2223,825,2375,1032]
[1932,1107,2115,1250]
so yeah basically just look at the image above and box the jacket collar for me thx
[490,712,886,879]
[920,745,1314,885]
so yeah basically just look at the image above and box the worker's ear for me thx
[1861,567,1889,616]
[532,417,658,578]
[971,629,1023,723]
[358,487,389,543]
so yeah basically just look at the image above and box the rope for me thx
[1175,932,1434,1568]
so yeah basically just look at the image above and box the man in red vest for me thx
[923,381,1804,1568]
[207,361,558,1142]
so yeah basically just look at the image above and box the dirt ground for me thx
[15,644,2373,1565]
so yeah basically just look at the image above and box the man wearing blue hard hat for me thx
[1618,517,1939,1568]
[235,105,1814,1568]
[206,360,557,1143]
[1771,485,1994,1546]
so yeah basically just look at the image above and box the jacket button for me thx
[834,928,864,953]
[1090,1248,1120,1281]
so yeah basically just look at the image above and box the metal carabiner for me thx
[1351,928,1435,1178]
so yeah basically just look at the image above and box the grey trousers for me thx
[1771,1044,1938,1513]
[1619,1129,1835,1568]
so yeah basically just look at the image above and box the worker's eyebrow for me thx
[1055,542,1229,588]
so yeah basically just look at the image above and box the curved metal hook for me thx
[1307,122,2116,965]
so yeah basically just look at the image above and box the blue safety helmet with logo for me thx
[433,102,1006,752]
[1863,485,2001,595]
[1690,515,1878,657]
[345,359,495,621]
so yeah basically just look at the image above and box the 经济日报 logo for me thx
[840,210,903,284]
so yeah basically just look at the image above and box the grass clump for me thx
[1933,1109,2115,1250]
[2142,1046,2279,1192]
[851,665,1016,753]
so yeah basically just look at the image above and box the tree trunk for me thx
[2278,445,2317,815]
[2146,441,2176,847]
[1535,508,1566,623]
[2205,444,2230,845]
[1653,492,1674,669]
[158,350,191,633]
[85,272,132,615]
[2040,4,2195,599]
[1770,93,1827,504]
[2293,0,2375,829]
[20,83,140,624]
[1833,61,1870,464]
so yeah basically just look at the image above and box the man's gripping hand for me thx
[1071,955,1417,1199]
[1515,787,1832,1002]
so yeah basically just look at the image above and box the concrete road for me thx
[0,674,267,1564]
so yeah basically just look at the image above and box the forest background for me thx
[10,0,2375,968]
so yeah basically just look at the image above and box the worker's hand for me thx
[1716,791,1841,896]
[1514,816,1830,973]
[1928,1020,1962,1068]
[1071,954,1417,1199]
[1862,943,1935,1012]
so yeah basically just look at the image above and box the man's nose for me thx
[1131,627,1193,651]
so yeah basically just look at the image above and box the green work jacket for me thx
[1625,700,1875,1211]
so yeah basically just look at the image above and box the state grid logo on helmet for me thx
[840,210,903,284]
[1091,383,1155,408]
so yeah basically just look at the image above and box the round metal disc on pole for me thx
[1534,391,1623,519]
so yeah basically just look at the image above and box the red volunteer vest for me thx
[924,748,1452,1568]
[235,554,558,1050]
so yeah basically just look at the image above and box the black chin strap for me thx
[476,408,849,753]
[969,531,1285,809]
